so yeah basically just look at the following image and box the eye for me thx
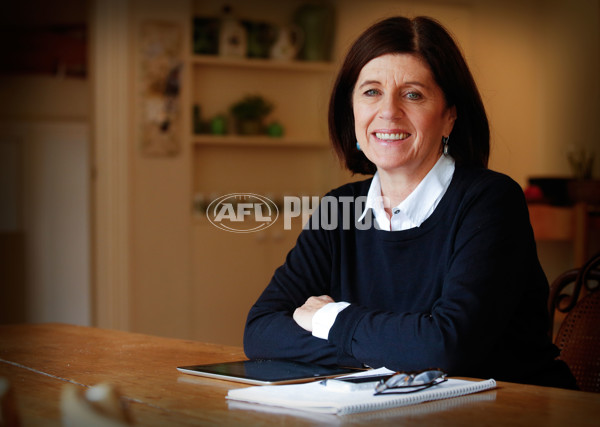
[364,88,380,97]
[406,91,422,100]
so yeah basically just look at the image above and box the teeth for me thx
[375,132,410,140]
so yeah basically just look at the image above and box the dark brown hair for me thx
[328,16,489,174]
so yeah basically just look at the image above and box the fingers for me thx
[311,295,335,305]
[292,295,335,332]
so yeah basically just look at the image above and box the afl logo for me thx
[206,193,279,233]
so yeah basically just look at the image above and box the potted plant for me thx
[229,95,273,135]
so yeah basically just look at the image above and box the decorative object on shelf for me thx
[270,25,304,61]
[193,104,203,134]
[267,121,284,137]
[294,1,335,61]
[139,21,183,157]
[229,95,274,135]
[526,176,600,206]
[193,17,219,55]
[243,21,275,59]
[527,177,573,206]
[210,115,228,135]
[568,147,595,180]
[219,5,247,58]
[526,148,598,206]
[566,147,599,205]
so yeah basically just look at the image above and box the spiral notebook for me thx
[226,374,496,415]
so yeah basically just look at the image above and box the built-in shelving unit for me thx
[187,0,345,346]
[189,46,338,198]
[192,134,327,148]
[190,54,336,72]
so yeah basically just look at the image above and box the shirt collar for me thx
[358,155,455,230]
[357,172,386,224]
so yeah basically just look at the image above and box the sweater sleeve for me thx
[243,195,362,367]
[327,173,551,377]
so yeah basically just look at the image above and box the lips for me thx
[374,132,411,141]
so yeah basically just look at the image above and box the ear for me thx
[444,105,457,136]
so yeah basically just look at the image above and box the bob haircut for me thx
[329,16,490,175]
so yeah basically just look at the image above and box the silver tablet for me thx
[177,359,363,385]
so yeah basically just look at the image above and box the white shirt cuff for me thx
[312,302,350,340]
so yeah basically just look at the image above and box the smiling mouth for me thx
[374,132,411,141]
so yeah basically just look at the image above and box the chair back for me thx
[548,252,600,392]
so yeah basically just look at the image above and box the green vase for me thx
[294,2,335,61]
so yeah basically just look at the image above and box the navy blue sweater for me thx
[244,167,572,387]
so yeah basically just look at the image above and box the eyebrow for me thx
[356,80,428,90]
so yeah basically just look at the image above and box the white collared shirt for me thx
[357,154,455,231]
[311,155,456,340]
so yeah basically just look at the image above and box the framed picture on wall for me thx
[139,21,183,157]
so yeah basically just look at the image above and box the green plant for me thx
[567,148,594,179]
[229,95,273,120]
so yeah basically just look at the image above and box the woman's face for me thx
[352,53,456,179]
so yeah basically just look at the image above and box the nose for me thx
[379,94,404,121]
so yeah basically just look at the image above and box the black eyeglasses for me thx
[374,369,447,395]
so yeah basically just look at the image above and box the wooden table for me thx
[1,323,599,426]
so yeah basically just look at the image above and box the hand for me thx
[293,295,335,332]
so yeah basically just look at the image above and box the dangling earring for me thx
[442,136,449,156]
[356,141,362,151]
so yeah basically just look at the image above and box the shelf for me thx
[190,54,336,73]
[192,134,328,148]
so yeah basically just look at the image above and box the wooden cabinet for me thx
[191,218,303,345]
[529,203,595,267]
[529,204,576,241]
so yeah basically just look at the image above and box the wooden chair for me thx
[548,252,600,392]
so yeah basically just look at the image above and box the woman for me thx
[244,16,576,388]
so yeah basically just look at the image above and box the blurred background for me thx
[0,0,598,346]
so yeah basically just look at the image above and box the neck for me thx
[377,155,442,211]
[378,172,418,209]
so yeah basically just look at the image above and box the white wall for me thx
[0,122,91,326]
